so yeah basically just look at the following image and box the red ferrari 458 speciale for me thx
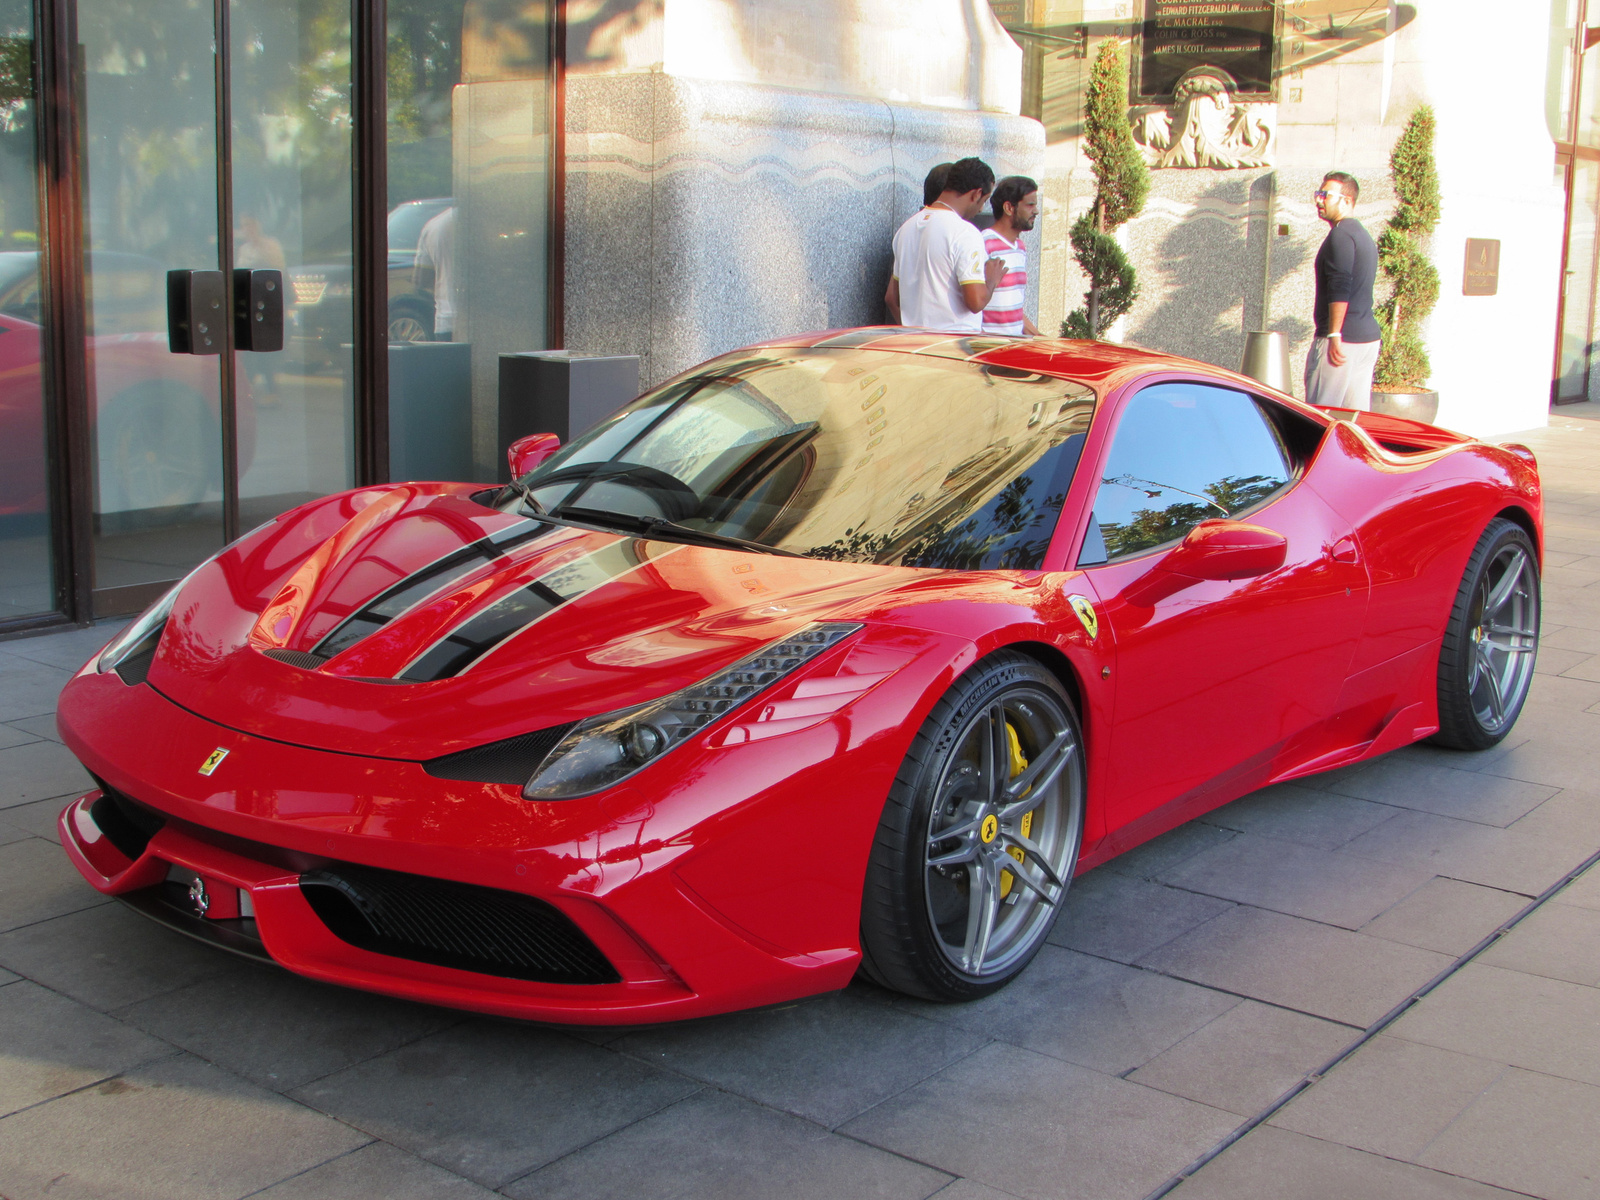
[56,329,1543,1024]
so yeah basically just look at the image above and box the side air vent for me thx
[299,864,619,984]
[422,724,575,784]
[263,647,327,669]
[88,777,166,861]
[114,643,159,686]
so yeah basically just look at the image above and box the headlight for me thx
[95,519,278,675]
[524,622,862,800]
[95,579,186,674]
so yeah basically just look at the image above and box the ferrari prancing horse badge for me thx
[199,748,229,776]
[1067,594,1098,640]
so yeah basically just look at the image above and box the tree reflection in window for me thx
[1088,383,1293,562]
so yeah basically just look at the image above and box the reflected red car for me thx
[56,330,1542,1024]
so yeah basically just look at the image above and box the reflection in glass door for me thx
[230,0,354,524]
[0,0,54,619]
[78,0,228,606]
[1557,156,1598,404]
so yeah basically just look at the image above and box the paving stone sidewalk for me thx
[2,410,1599,1200]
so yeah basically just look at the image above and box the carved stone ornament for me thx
[1130,65,1274,169]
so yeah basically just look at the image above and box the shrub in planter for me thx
[1062,40,1149,340]
[1372,106,1442,421]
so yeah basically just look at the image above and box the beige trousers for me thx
[1304,336,1381,410]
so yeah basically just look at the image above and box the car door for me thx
[1074,380,1369,843]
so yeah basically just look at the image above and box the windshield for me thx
[500,348,1097,570]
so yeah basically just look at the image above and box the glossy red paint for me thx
[56,331,1543,1022]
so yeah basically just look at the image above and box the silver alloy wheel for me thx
[923,687,1083,980]
[1468,543,1539,734]
[388,314,430,342]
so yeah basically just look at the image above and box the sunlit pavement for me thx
[1,412,1599,1200]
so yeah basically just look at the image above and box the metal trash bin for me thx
[1240,331,1289,393]
[497,351,640,482]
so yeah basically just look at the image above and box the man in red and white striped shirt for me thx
[981,176,1040,337]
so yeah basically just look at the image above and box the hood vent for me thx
[423,723,575,785]
[263,648,327,670]
[307,518,549,663]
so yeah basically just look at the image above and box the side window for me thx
[1081,382,1292,564]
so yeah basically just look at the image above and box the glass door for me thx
[1557,154,1599,404]
[75,0,354,614]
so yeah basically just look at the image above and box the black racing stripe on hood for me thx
[312,518,549,661]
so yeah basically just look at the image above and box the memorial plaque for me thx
[1463,238,1500,296]
[1137,0,1277,99]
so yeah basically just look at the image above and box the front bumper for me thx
[53,669,911,1024]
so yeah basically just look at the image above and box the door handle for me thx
[1328,536,1359,564]
[167,270,226,354]
[234,269,284,352]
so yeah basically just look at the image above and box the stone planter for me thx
[1370,389,1439,424]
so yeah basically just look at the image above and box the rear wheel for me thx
[859,650,1085,1001]
[96,381,215,513]
[1432,517,1540,750]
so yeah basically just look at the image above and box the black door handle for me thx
[234,269,283,352]
[167,269,226,354]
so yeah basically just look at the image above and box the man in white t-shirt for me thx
[885,157,1005,334]
[413,206,457,339]
[981,176,1040,337]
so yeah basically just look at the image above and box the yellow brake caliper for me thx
[1000,723,1034,900]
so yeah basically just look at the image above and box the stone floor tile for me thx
[1340,809,1588,896]
[1537,646,1596,675]
[1477,900,1600,986]
[1508,789,1600,843]
[0,839,108,934]
[0,655,71,724]
[1420,1068,1600,1200]
[1324,757,1557,827]
[1268,1034,1505,1160]
[1361,878,1530,956]
[1557,862,1600,910]
[1198,783,1398,850]
[1170,1124,1528,1200]
[1158,833,1436,929]
[0,1052,368,1200]
[1389,963,1600,1087]
[1130,999,1355,1117]
[896,945,1240,1077]
[290,1020,700,1189]
[0,739,91,809]
[254,1141,501,1199]
[4,715,60,744]
[0,815,30,846]
[1388,738,1530,776]
[0,724,42,750]
[507,1089,950,1200]
[1137,906,1451,1027]
[0,901,236,1010]
[1,796,71,840]
[1099,821,1235,880]
[1048,868,1235,963]
[921,1182,1024,1200]
[1541,624,1600,653]
[117,965,461,1092]
[842,1042,1238,1200]
[615,984,986,1128]
[1481,722,1600,791]
[0,621,123,672]
[0,980,171,1118]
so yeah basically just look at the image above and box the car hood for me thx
[143,483,924,759]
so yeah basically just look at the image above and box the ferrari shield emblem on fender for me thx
[1067,594,1099,640]
[198,748,229,776]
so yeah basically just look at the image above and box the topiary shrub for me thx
[1063,40,1150,339]
[1374,105,1441,390]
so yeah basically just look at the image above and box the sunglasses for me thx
[1314,189,1341,200]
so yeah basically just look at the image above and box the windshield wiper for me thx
[551,506,806,558]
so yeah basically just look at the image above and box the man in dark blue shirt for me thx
[1305,172,1382,409]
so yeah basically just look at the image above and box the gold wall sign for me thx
[1463,238,1500,297]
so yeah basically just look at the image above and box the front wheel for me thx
[859,650,1085,1002]
[1432,517,1540,750]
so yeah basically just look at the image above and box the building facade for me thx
[1,0,1596,639]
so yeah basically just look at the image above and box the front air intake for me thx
[89,776,166,861]
[298,864,619,984]
[422,724,575,784]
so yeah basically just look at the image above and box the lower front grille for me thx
[299,864,620,985]
[89,777,166,861]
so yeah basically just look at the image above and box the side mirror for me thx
[507,432,561,479]
[1122,520,1287,606]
